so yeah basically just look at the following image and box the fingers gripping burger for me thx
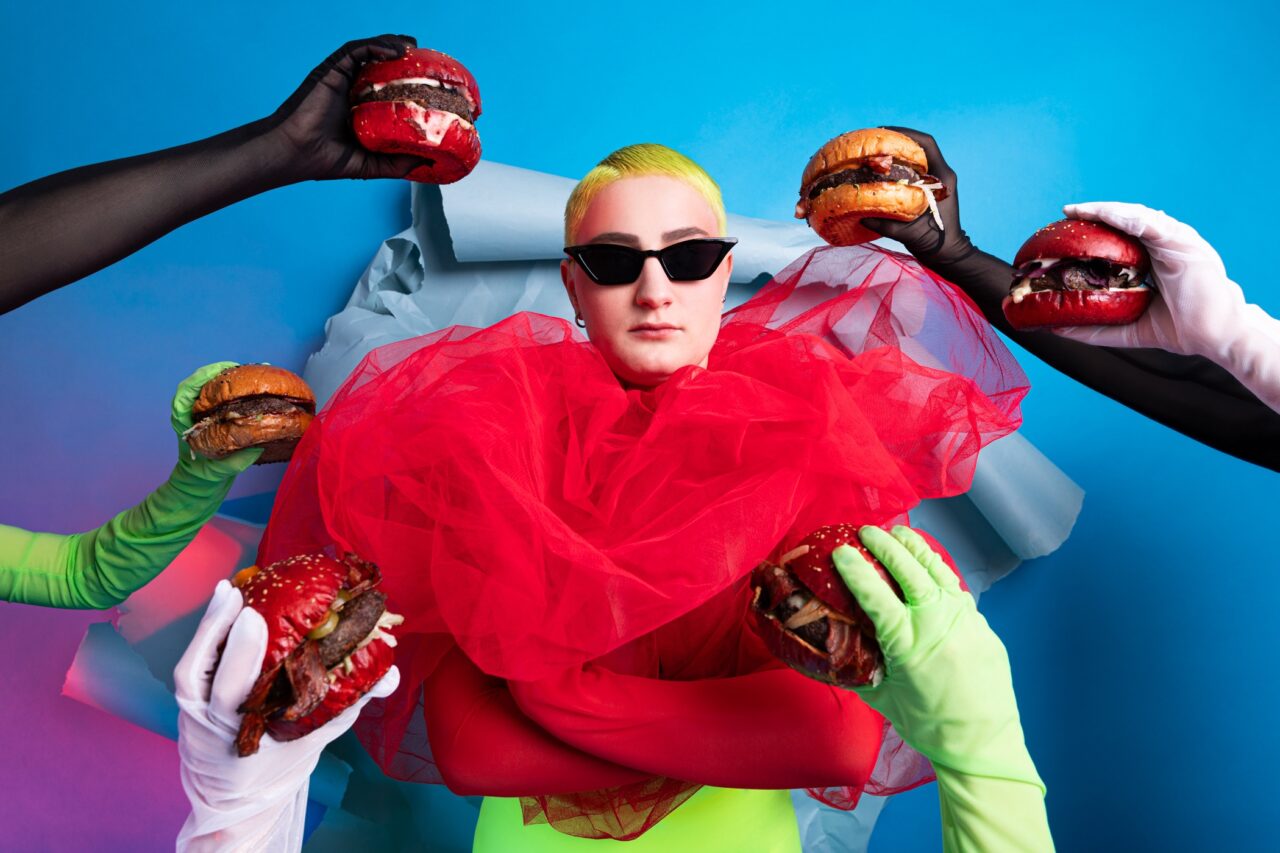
[230,553,403,756]
[349,47,482,184]
[797,128,949,246]
[184,364,316,464]
[750,524,904,687]
[1003,218,1153,330]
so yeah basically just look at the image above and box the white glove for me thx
[174,580,400,852]
[1053,201,1280,413]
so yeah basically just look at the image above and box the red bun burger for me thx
[349,47,482,184]
[750,524,904,687]
[797,128,949,246]
[184,364,316,464]
[1003,218,1153,330]
[230,552,402,756]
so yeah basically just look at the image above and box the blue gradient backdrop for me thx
[1,2,1277,850]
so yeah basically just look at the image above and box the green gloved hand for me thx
[171,361,263,481]
[833,525,1053,853]
[0,363,260,609]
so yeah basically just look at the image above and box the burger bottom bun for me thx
[1002,288,1154,330]
[807,182,929,246]
[187,411,314,465]
[351,101,481,185]
[267,637,395,742]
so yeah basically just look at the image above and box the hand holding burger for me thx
[833,526,1054,851]
[798,128,949,246]
[180,364,316,465]
[265,34,447,182]
[175,575,400,852]
[750,523,904,687]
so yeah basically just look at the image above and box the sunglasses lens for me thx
[575,246,644,285]
[661,241,729,281]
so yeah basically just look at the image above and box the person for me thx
[1052,201,1280,415]
[861,129,1280,470]
[0,362,258,607]
[0,34,424,317]
[177,142,1041,850]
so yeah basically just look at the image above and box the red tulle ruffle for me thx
[260,245,1027,838]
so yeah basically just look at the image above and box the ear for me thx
[560,259,580,315]
[721,253,734,299]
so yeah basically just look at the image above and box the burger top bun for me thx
[191,364,316,418]
[237,553,348,672]
[1013,219,1150,270]
[353,47,482,117]
[801,128,929,191]
[784,523,899,616]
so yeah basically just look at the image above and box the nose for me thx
[634,257,675,309]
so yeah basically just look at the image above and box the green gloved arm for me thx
[0,362,261,609]
[832,526,1054,853]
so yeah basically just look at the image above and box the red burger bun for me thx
[1002,288,1154,330]
[350,47,481,184]
[1005,218,1153,330]
[750,524,904,688]
[1013,219,1149,269]
[231,553,398,754]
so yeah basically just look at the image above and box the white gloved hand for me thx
[174,580,400,852]
[1053,201,1280,412]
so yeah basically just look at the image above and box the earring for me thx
[574,314,586,328]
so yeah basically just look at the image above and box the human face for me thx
[561,175,733,388]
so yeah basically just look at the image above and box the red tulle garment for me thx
[259,245,1027,839]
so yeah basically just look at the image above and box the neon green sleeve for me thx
[936,766,1054,853]
[0,361,261,609]
[0,461,237,609]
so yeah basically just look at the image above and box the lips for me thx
[630,323,681,332]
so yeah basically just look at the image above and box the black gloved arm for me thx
[0,34,426,316]
[862,127,1280,472]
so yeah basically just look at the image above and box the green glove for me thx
[832,526,1053,853]
[0,363,261,609]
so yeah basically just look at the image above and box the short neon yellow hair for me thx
[564,143,727,245]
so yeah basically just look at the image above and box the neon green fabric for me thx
[832,525,1053,852]
[474,787,801,852]
[936,766,1053,853]
[0,362,259,608]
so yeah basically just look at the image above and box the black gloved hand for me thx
[850,126,1280,471]
[0,34,432,314]
[859,126,978,274]
[265,34,432,182]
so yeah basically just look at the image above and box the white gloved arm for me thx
[1054,202,1280,413]
[173,580,399,852]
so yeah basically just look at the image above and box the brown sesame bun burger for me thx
[750,524,904,688]
[1003,218,1153,330]
[230,553,403,756]
[797,128,949,246]
[349,47,482,184]
[184,365,316,465]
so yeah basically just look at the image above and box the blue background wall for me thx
[1,1,1277,849]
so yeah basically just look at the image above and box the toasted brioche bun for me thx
[192,365,314,418]
[800,128,929,191]
[186,411,314,463]
[801,128,934,246]
[807,182,931,245]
